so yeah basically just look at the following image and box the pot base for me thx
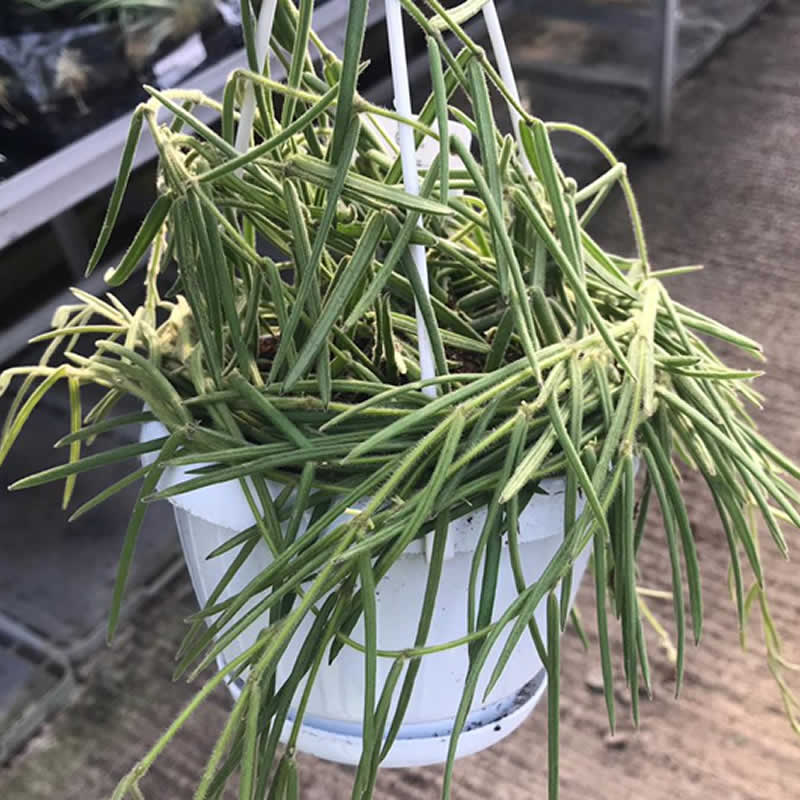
[226,668,547,768]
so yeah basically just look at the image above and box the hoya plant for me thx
[2,1,798,799]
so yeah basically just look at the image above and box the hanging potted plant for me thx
[2,1,798,799]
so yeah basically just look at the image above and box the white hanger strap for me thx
[235,0,279,155]
[385,0,438,401]
[482,0,527,164]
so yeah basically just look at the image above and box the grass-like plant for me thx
[2,1,799,798]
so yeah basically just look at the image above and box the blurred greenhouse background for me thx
[1,1,798,798]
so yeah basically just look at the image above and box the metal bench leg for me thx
[649,0,679,148]
[51,210,90,281]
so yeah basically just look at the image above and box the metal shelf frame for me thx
[0,1,375,252]
[519,0,680,148]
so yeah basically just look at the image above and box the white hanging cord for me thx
[386,0,448,565]
[235,0,279,155]
[481,0,530,173]
[385,0,439,400]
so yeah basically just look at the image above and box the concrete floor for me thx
[2,1,800,798]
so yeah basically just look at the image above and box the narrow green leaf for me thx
[108,432,182,641]
[584,444,616,731]
[547,592,560,800]
[284,212,385,389]
[270,121,362,384]
[330,0,369,161]
[620,456,639,716]
[343,159,442,327]
[428,36,450,203]
[357,552,378,790]
[485,307,514,372]
[643,424,703,644]
[104,195,172,287]
[501,422,559,504]
[285,153,453,216]
[513,188,634,377]
[1,367,67,467]
[87,108,144,275]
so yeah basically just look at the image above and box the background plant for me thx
[16,0,214,26]
[16,0,217,68]
[1,1,799,799]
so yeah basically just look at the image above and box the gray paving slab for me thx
[0,394,181,660]
[518,77,645,168]
[0,614,75,763]
[509,14,725,92]
[695,1,800,93]
[682,0,775,33]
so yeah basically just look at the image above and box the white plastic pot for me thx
[141,421,590,767]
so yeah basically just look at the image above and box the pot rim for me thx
[140,419,572,554]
